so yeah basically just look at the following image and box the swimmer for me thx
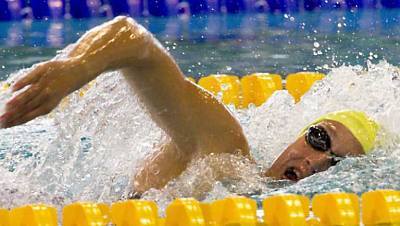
[0,16,379,195]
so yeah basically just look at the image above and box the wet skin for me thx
[266,119,364,181]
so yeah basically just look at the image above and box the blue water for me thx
[1,9,400,79]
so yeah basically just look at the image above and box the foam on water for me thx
[0,60,400,212]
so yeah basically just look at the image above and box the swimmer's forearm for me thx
[68,16,161,83]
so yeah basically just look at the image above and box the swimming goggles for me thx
[305,125,342,166]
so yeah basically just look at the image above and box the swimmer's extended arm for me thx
[1,16,249,189]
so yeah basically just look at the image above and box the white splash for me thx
[1,61,400,213]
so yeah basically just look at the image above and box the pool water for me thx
[1,9,400,79]
[1,9,400,211]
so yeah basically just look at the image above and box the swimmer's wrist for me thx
[63,57,103,93]
[74,55,106,81]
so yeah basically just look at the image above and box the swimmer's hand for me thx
[0,16,151,128]
[0,59,87,128]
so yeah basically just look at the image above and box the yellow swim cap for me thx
[302,110,379,154]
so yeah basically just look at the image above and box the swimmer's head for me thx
[265,110,379,181]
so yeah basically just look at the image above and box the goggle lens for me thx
[305,125,331,152]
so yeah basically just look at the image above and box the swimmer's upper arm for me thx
[183,79,250,155]
[120,41,249,155]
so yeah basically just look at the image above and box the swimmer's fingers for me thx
[1,89,50,127]
[4,103,54,128]
[5,84,42,112]
[12,63,47,91]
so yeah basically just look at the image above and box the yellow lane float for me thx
[241,73,282,108]
[10,204,57,226]
[63,202,109,226]
[198,74,242,108]
[111,200,158,226]
[312,192,359,226]
[196,72,324,107]
[165,198,205,226]
[263,194,309,226]
[286,72,325,103]
[249,73,283,90]
[362,189,400,226]
[3,190,400,225]
[206,196,258,226]
[0,208,9,226]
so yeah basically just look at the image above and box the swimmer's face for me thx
[265,120,364,181]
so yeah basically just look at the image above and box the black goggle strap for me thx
[328,151,344,166]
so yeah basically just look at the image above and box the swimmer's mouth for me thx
[283,167,299,181]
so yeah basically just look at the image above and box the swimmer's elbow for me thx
[113,16,135,27]
[113,15,130,21]
[112,16,148,35]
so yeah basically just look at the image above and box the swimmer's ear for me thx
[12,63,47,91]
